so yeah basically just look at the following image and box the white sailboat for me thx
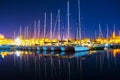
[59,0,89,52]
[74,0,89,51]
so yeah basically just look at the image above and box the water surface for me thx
[0,49,120,80]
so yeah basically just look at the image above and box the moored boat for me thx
[74,45,89,52]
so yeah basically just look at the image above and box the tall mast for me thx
[99,24,102,38]
[114,24,115,33]
[44,12,46,38]
[58,9,60,40]
[34,21,37,39]
[38,19,40,39]
[53,12,59,39]
[26,25,29,39]
[67,0,70,39]
[78,0,81,40]
[19,25,22,36]
[14,32,16,40]
[75,21,79,40]
[50,13,53,40]
[24,26,26,39]
[106,24,109,38]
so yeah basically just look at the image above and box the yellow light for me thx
[0,34,4,40]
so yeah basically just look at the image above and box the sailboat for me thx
[91,24,110,50]
[73,0,89,51]
[58,0,89,52]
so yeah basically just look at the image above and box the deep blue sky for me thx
[0,0,120,39]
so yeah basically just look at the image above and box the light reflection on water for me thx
[0,49,120,80]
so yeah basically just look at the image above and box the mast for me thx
[19,25,22,36]
[34,21,37,39]
[106,24,109,38]
[53,12,59,39]
[26,25,29,39]
[14,31,16,45]
[114,24,115,33]
[44,12,47,39]
[75,21,79,40]
[38,19,40,39]
[67,0,70,39]
[50,13,53,40]
[62,23,65,40]
[99,24,102,38]
[24,26,26,39]
[14,32,16,40]
[58,9,61,40]
[78,0,81,40]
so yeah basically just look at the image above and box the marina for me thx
[1,44,120,51]
[0,0,120,80]
[0,0,120,53]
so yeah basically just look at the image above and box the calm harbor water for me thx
[0,49,120,80]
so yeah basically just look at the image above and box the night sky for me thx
[0,0,120,39]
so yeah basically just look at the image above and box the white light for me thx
[15,51,21,57]
[15,37,21,45]
[105,44,108,47]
